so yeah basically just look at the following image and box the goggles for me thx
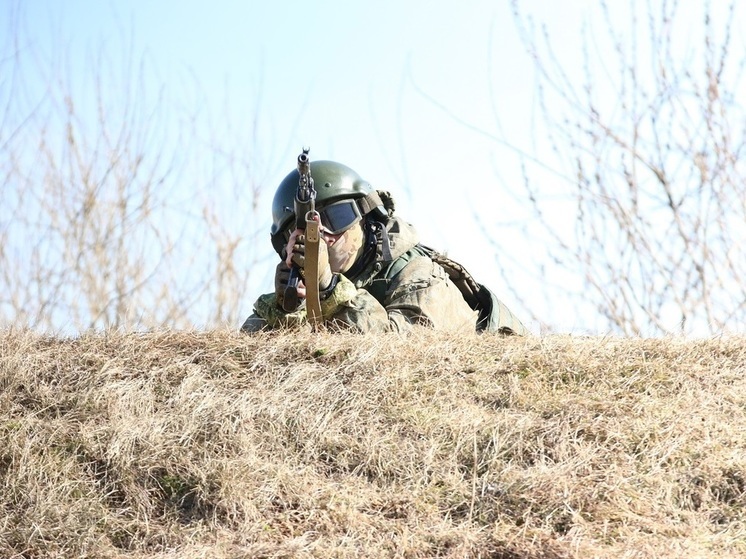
[318,199,362,235]
[273,199,364,255]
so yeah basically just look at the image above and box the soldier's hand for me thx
[286,228,333,290]
[274,257,304,311]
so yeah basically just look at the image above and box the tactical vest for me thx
[365,245,528,335]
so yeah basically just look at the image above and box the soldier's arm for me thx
[322,256,477,333]
[244,256,477,333]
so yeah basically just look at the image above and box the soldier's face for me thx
[323,222,365,273]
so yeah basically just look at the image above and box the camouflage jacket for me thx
[242,217,528,335]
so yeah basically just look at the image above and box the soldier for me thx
[242,157,528,335]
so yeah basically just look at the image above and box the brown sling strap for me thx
[304,214,323,326]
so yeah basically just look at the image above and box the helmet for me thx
[270,160,387,255]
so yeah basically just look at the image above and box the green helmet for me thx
[270,160,387,254]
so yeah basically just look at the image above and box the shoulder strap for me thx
[365,245,430,302]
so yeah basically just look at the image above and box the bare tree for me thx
[502,0,746,335]
[0,5,270,332]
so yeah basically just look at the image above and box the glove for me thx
[285,229,333,290]
[273,258,302,312]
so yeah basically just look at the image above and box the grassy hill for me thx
[1,329,745,558]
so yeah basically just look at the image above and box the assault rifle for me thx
[282,148,323,324]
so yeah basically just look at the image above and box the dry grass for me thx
[1,328,745,558]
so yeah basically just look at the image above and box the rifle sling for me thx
[304,218,323,326]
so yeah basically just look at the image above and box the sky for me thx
[5,1,745,334]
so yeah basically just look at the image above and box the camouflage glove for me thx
[273,258,302,312]
[286,231,333,290]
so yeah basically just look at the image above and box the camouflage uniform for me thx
[242,216,528,335]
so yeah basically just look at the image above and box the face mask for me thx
[326,222,365,273]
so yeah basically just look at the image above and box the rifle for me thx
[282,148,323,324]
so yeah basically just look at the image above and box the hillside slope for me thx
[1,329,745,558]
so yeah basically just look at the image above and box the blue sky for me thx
[6,1,744,333]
